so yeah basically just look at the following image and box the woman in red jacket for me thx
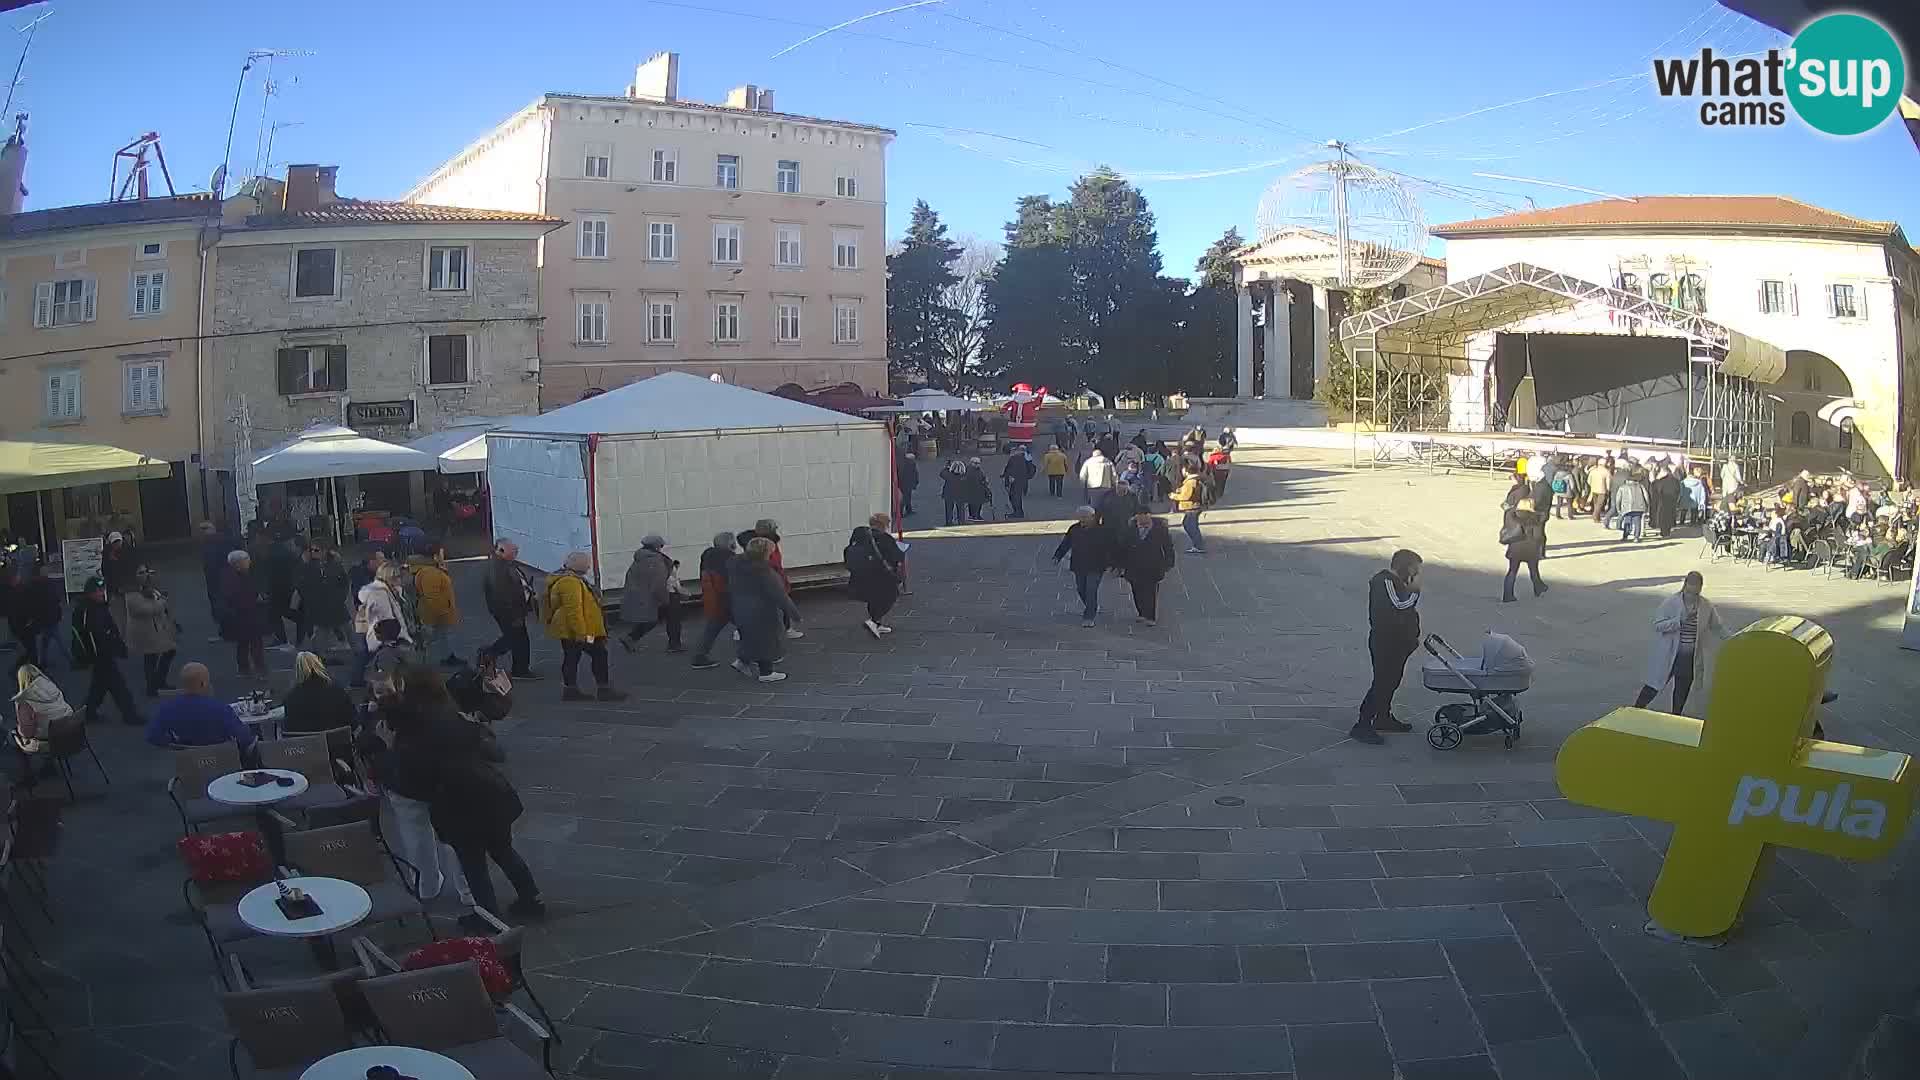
[691,533,738,670]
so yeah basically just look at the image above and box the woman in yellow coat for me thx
[410,543,461,666]
[542,551,627,703]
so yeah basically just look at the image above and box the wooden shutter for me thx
[1824,285,1836,318]
[81,279,97,321]
[1789,281,1799,316]
[126,364,143,410]
[46,372,62,416]
[325,345,348,391]
[277,348,300,394]
[1757,281,1766,312]
[33,282,52,327]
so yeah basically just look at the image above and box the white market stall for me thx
[486,372,892,596]
[407,417,534,475]
[249,424,437,543]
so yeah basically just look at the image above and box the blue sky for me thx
[10,0,1918,276]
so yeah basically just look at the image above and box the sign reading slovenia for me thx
[1556,616,1914,939]
[1652,13,1906,135]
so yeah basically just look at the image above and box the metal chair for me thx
[1810,539,1836,579]
[281,821,435,941]
[167,743,250,836]
[41,724,109,800]
[219,956,362,1080]
[353,946,553,1077]
[178,831,275,989]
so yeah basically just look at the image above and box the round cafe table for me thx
[300,1045,476,1080]
[238,876,371,970]
[206,769,307,807]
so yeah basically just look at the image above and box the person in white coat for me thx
[355,563,409,652]
[1080,448,1116,503]
[1632,572,1730,715]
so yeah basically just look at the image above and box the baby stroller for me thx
[1420,631,1532,750]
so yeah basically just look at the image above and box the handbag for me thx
[1497,521,1524,545]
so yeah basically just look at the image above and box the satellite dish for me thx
[1255,150,1425,290]
[209,164,228,196]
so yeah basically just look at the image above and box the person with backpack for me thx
[690,533,739,671]
[1172,465,1211,554]
[543,551,628,702]
[74,575,142,726]
[1117,508,1176,627]
[846,513,905,638]
[1052,506,1112,627]
[1549,467,1572,520]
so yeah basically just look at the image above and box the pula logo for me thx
[1727,775,1888,839]
[1652,13,1906,135]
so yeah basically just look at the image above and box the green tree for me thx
[1318,287,1437,426]
[1173,227,1247,397]
[982,169,1173,401]
[886,200,962,388]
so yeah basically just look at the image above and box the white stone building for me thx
[1217,229,1446,426]
[404,53,892,408]
[1431,196,1920,479]
[205,165,560,519]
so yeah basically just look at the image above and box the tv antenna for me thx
[250,51,309,179]
[216,48,313,198]
[2,9,54,120]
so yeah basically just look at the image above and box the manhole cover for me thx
[1215,796,1246,807]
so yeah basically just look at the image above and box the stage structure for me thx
[1337,263,1786,479]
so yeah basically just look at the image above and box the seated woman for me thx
[11,662,77,782]
[281,650,356,734]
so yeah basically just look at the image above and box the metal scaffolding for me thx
[1339,262,1786,479]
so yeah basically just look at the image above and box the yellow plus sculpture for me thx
[1556,616,1915,939]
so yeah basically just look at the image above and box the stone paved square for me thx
[21,447,1920,1078]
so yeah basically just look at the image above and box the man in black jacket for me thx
[1051,507,1112,627]
[1001,449,1036,519]
[75,575,142,726]
[897,452,920,518]
[1354,549,1423,745]
[481,539,542,680]
[1117,509,1175,626]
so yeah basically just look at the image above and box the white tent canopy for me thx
[250,424,437,484]
[865,388,991,413]
[497,371,883,436]
[407,418,532,474]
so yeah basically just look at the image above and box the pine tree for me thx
[885,201,963,388]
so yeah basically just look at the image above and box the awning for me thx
[0,439,172,496]
[250,424,436,485]
[1338,262,1787,383]
[406,418,532,474]
[866,389,994,413]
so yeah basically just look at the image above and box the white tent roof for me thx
[866,388,990,413]
[496,372,884,437]
[250,424,437,484]
[407,418,533,474]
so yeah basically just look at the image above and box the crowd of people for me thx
[1712,468,1917,577]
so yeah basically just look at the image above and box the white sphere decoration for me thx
[1255,157,1426,290]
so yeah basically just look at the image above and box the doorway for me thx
[138,467,192,541]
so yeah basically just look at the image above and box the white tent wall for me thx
[487,435,591,577]
[593,425,891,597]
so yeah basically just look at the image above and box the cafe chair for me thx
[178,831,275,989]
[353,946,554,1077]
[219,956,365,1080]
[42,724,110,801]
[359,907,558,1042]
[280,821,434,941]
[256,735,362,822]
[167,743,251,836]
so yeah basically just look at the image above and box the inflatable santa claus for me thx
[1002,383,1048,444]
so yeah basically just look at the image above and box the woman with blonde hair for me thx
[282,650,356,734]
[12,663,76,781]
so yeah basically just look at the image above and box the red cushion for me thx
[404,936,512,996]
[177,831,270,883]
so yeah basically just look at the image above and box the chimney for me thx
[0,114,27,219]
[725,85,774,112]
[629,52,679,102]
[283,164,338,213]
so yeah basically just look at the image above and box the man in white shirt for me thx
[1720,458,1743,507]
[1079,448,1116,503]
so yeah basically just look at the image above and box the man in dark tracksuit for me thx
[75,575,142,726]
[1353,550,1423,745]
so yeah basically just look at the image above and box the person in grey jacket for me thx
[728,538,800,682]
[620,535,684,653]
[1610,469,1652,542]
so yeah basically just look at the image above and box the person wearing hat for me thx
[620,535,684,654]
[543,551,629,702]
[74,574,142,726]
[963,457,991,521]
